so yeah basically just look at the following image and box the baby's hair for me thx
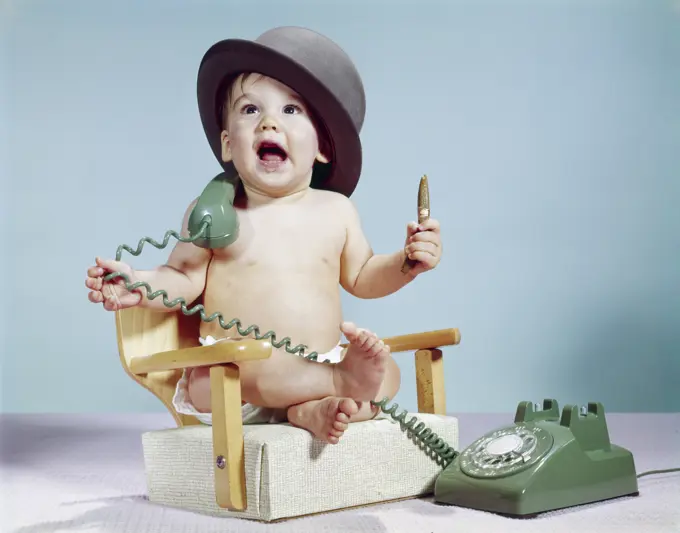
[216,72,333,164]
[220,72,265,123]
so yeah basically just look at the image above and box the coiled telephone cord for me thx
[103,220,459,467]
[372,397,458,467]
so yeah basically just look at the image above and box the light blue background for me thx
[2,0,679,414]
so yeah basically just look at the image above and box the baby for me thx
[85,28,442,444]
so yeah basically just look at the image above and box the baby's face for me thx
[221,74,328,198]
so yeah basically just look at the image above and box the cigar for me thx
[401,175,430,274]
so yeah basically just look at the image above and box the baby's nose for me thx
[259,116,278,131]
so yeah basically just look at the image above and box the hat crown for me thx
[253,26,366,133]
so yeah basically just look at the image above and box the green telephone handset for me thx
[186,170,240,249]
[104,174,677,518]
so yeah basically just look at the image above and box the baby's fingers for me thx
[406,241,437,257]
[95,256,130,275]
[103,290,140,311]
[85,276,102,290]
[100,284,124,310]
[103,297,120,311]
[411,231,439,244]
[87,265,104,278]
[88,290,104,304]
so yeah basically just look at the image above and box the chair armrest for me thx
[339,328,460,353]
[128,339,272,375]
[381,328,460,353]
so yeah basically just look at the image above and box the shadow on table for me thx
[9,494,391,533]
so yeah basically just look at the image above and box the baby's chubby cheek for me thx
[291,142,321,166]
[230,138,254,156]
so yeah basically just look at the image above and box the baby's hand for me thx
[85,257,142,311]
[404,218,442,275]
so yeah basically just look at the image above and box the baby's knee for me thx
[186,367,211,412]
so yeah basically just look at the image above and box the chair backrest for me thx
[115,306,203,427]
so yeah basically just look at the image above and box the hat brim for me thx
[197,38,362,197]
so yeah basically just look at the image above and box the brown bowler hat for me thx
[196,26,366,197]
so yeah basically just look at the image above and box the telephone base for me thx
[493,491,640,519]
[433,399,640,517]
[436,491,641,520]
[434,476,639,518]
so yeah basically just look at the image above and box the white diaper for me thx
[171,335,345,426]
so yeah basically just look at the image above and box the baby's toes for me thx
[338,398,359,418]
[370,339,388,357]
[340,321,359,340]
[355,330,370,348]
[333,419,348,432]
[329,426,345,438]
[360,331,379,352]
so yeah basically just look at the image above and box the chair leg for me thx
[415,348,446,415]
[209,364,247,511]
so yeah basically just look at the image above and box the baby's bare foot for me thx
[333,322,390,401]
[287,397,359,444]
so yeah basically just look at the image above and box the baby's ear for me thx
[315,150,330,164]
[220,130,232,162]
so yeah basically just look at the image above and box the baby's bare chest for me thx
[216,209,346,269]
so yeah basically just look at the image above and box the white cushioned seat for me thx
[142,413,459,521]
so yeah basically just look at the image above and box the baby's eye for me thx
[283,104,302,115]
[241,104,258,114]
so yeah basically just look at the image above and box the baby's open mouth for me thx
[257,141,288,162]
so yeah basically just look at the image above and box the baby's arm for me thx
[89,198,211,312]
[339,198,412,299]
[134,198,212,311]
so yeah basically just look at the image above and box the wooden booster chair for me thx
[115,305,461,521]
